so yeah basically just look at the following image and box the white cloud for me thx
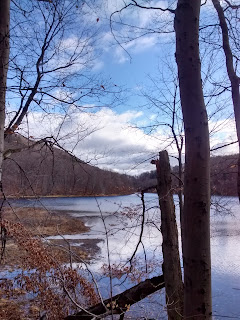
[47,35,102,75]
[98,0,172,64]
[209,118,238,155]
[114,47,129,64]
[59,36,82,53]
[17,107,169,174]
[16,107,239,175]
[105,0,128,14]
[100,32,114,52]
[106,0,169,25]
[113,34,158,64]
[137,1,169,27]
[92,59,104,71]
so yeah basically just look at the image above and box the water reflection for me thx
[6,194,240,318]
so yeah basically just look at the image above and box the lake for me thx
[6,193,240,319]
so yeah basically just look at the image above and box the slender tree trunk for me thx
[177,145,184,257]
[156,150,183,320]
[174,1,212,319]
[0,0,10,197]
[211,0,240,201]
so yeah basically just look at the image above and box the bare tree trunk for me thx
[177,140,184,257]
[211,0,240,201]
[174,1,212,319]
[65,275,164,320]
[156,150,183,320]
[0,0,10,197]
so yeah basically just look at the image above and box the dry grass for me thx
[0,298,25,320]
[0,206,98,319]
[2,207,89,236]
[1,207,90,267]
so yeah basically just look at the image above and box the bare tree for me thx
[156,150,183,320]
[211,0,240,201]
[0,2,125,316]
[175,1,212,318]
[0,0,10,198]
[110,1,212,319]
[0,0,126,200]
[5,0,121,145]
[139,62,185,247]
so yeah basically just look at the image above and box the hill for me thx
[2,134,136,197]
[135,155,238,197]
[2,134,238,197]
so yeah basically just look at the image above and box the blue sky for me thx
[9,0,239,175]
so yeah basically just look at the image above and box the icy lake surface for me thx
[7,193,240,319]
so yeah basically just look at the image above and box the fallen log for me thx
[65,275,164,319]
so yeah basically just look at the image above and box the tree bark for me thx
[156,150,183,320]
[211,0,240,201]
[0,0,10,194]
[174,1,212,319]
[65,275,164,320]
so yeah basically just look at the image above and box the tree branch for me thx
[210,140,238,152]
[65,275,164,320]
[223,0,240,9]
[130,0,175,13]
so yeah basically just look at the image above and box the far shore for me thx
[1,190,238,200]
[1,192,136,199]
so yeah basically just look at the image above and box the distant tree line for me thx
[2,133,238,198]
[136,154,238,197]
[3,134,136,197]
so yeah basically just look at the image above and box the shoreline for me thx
[1,207,96,268]
[2,192,136,199]
[1,191,238,199]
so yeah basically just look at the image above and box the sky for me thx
[9,0,239,175]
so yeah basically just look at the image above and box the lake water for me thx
[6,194,240,319]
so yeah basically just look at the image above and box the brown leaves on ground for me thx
[0,212,99,320]
[2,207,89,237]
[0,207,89,266]
[0,298,24,320]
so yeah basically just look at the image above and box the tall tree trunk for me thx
[156,150,183,320]
[177,144,184,257]
[211,0,240,201]
[174,1,212,319]
[0,0,10,198]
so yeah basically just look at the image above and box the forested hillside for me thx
[136,155,238,196]
[2,134,238,197]
[2,134,136,197]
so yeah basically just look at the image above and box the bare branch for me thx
[223,0,240,9]
[210,140,238,152]
[65,275,165,320]
[129,0,175,13]
[127,190,146,268]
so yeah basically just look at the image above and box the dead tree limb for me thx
[65,275,164,320]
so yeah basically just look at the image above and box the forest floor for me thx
[0,207,105,320]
